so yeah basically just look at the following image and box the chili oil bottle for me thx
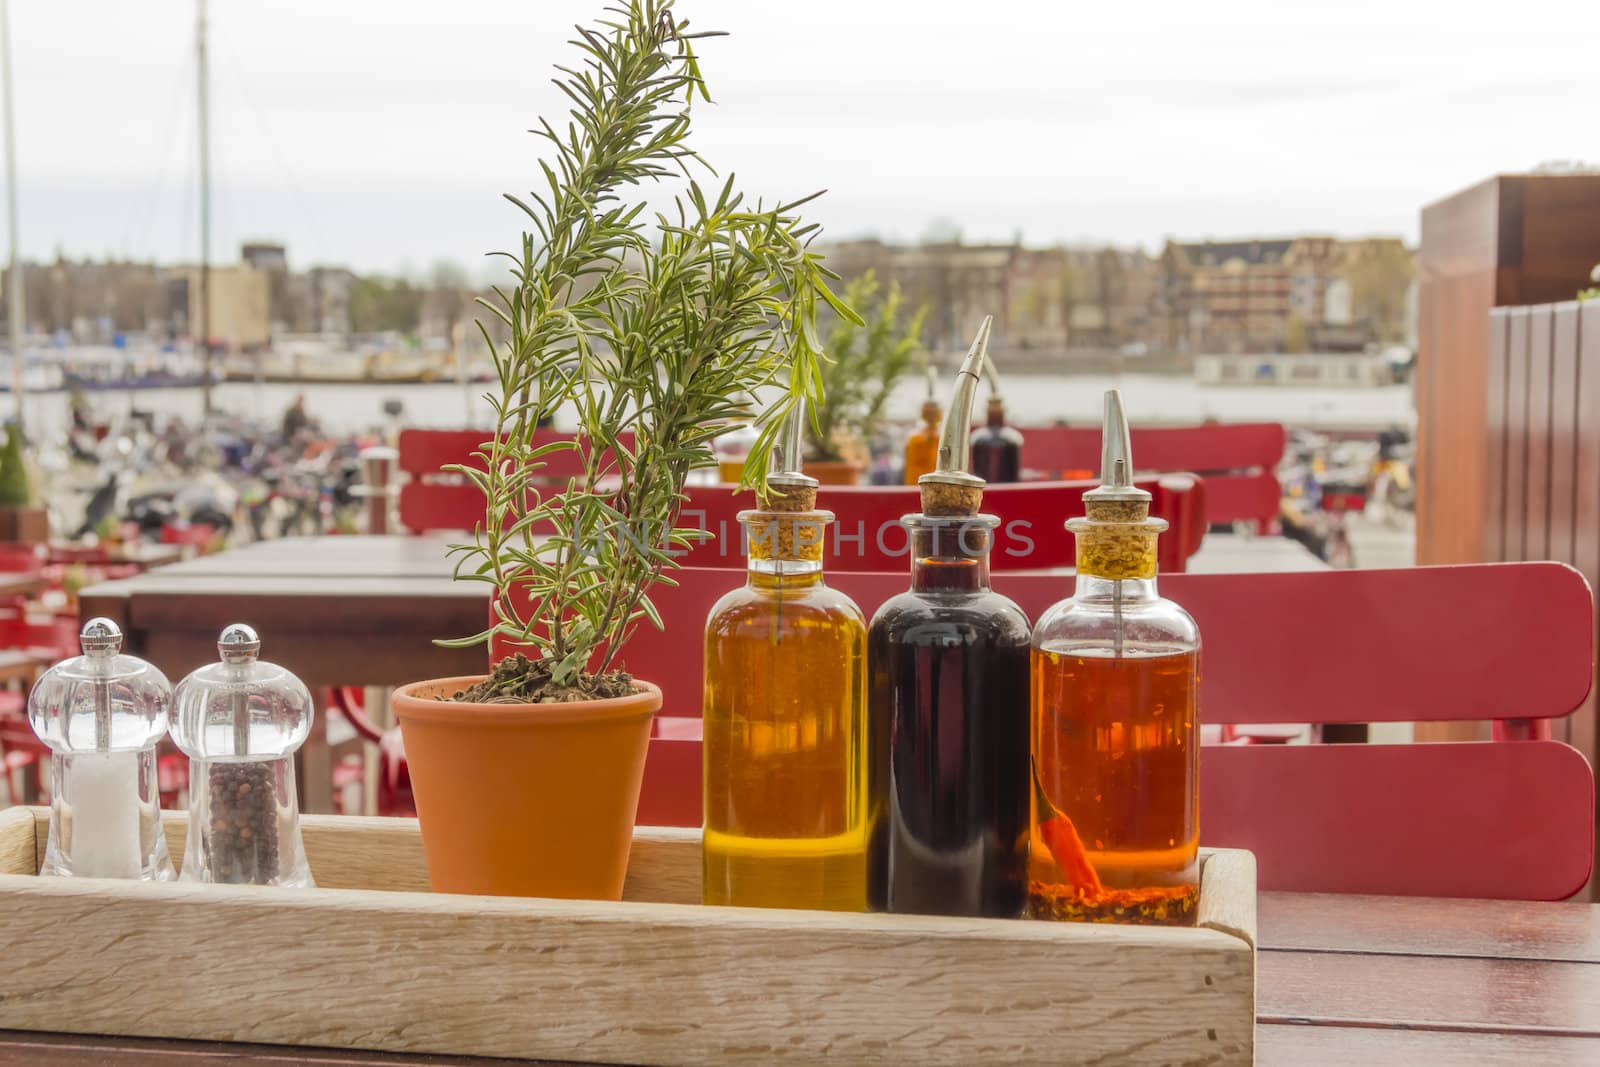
[702,402,870,911]
[1028,390,1200,925]
[868,318,1031,917]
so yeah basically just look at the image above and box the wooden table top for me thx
[0,891,1594,1065]
[46,542,186,568]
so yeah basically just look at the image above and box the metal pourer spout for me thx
[919,316,992,515]
[982,352,1002,398]
[1084,389,1150,508]
[924,364,938,401]
[760,396,818,513]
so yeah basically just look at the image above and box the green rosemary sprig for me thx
[442,0,858,690]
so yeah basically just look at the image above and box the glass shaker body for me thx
[867,515,1030,917]
[171,626,315,887]
[28,619,174,880]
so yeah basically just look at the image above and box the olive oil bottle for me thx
[703,402,870,911]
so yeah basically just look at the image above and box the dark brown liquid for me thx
[868,555,1031,917]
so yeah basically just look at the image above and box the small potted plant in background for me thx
[0,423,46,544]
[802,271,927,484]
[391,0,855,900]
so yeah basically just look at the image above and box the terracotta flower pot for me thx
[392,676,660,899]
[802,459,864,485]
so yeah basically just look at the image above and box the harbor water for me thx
[22,374,1416,439]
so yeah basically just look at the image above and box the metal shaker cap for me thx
[218,623,261,664]
[79,617,124,656]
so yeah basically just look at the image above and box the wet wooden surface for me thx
[1,892,1595,1065]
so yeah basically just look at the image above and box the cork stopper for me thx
[919,398,942,425]
[742,510,830,563]
[921,480,982,517]
[919,316,992,517]
[760,477,818,513]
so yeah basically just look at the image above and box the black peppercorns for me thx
[205,761,279,884]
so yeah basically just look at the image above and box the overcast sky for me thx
[7,0,1597,276]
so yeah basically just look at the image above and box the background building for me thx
[1157,236,1413,355]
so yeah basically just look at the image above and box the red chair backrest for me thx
[397,428,637,533]
[675,476,1206,573]
[1022,422,1285,531]
[629,562,1595,899]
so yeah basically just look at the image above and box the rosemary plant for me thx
[445,0,857,702]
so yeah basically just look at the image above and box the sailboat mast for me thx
[196,0,212,415]
[1,0,24,430]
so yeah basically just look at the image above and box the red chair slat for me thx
[397,483,483,535]
[622,563,1595,727]
[636,729,1594,900]
[1166,564,1594,725]
[1200,741,1595,899]
[1022,422,1284,530]
[397,428,637,533]
[1023,422,1286,475]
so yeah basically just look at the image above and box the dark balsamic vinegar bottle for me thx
[868,318,1032,918]
[970,394,1024,484]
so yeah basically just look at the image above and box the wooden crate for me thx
[0,807,1256,1065]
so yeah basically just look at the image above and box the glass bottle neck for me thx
[908,520,994,593]
[747,557,825,589]
[1072,573,1159,601]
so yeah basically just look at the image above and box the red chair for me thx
[622,562,1595,900]
[0,715,47,805]
[326,686,414,817]
[675,476,1207,573]
[0,609,79,664]
[397,428,637,534]
[1022,421,1285,533]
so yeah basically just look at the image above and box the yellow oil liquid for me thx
[702,570,870,911]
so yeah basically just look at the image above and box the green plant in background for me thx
[444,0,856,701]
[1581,263,1600,302]
[806,271,927,463]
[0,424,32,508]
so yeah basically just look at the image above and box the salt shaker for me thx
[27,618,175,879]
[171,624,315,887]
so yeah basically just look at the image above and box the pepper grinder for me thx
[171,624,315,887]
[28,618,175,879]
